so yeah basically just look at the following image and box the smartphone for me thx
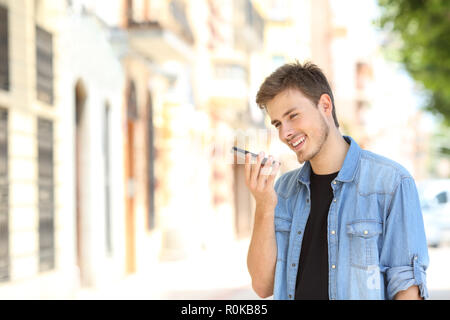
[231,146,281,166]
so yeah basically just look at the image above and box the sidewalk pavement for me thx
[75,239,265,300]
[75,241,450,300]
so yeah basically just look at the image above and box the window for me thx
[103,103,112,254]
[36,26,53,105]
[244,0,263,39]
[169,0,194,43]
[436,191,448,205]
[356,62,373,90]
[0,108,9,282]
[0,6,9,91]
[214,63,247,80]
[126,0,134,26]
[268,0,290,21]
[37,118,54,272]
[127,81,138,120]
[272,55,285,69]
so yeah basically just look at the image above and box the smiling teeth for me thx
[292,137,305,147]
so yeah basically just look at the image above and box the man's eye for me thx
[274,123,280,129]
[290,113,298,119]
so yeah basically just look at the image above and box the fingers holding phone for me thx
[244,151,280,210]
[262,155,280,189]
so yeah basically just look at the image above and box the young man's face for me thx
[266,88,330,164]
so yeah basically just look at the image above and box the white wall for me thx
[58,12,126,288]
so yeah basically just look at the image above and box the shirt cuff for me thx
[385,254,429,300]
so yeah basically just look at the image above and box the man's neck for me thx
[309,130,350,175]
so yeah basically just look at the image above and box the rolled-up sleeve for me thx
[380,176,429,300]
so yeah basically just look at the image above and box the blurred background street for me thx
[73,242,450,300]
[0,0,449,300]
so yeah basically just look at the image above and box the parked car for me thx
[417,179,450,248]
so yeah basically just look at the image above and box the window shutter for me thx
[0,6,9,91]
[37,118,55,272]
[36,26,53,105]
[0,108,9,282]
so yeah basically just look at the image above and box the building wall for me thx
[120,55,167,271]
[0,0,127,297]
[58,10,126,288]
[0,0,78,298]
[330,0,433,180]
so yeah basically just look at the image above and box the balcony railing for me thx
[123,0,195,62]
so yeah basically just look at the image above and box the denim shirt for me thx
[273,135,429,300]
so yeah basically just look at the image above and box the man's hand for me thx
[244,151,280,211]
[244,151,280,298]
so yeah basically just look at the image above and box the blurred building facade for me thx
[0,0,269,298]
[0,0,131,298]
[329,0,432,180]
[0,0,77,298]
[112,0,209,266]
[197,0,266,241]
[60,7,126,290]
[250,0,334,172]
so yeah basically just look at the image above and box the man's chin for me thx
[296,153,308,164]
[296,149,318,164]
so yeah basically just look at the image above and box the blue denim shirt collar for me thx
[297,135,361,186]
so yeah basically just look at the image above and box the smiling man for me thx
[245,61,429,300]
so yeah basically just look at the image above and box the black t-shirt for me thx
[294,169,339,300]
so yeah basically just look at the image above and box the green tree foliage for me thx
[376,0,450,126]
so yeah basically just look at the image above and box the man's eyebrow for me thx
[271,107,298,125]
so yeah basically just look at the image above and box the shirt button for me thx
[333,181,337,185]
[298,231,302,235]
[333,199,337,202]
[331,230,336,235]
[292,263,296,267]
[331,264,336,269]
[363,230,368,235]
[306,198,310,203]
[289,294,292,299]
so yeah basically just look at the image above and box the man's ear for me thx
[318,94,333,116]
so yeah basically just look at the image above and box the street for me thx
[75,241,450,300]
[76,239,260,300]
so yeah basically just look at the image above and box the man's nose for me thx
[281,125,294,141]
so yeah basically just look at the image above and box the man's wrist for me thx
[255,204,275,217]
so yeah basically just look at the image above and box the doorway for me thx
[146,91,155,230]
[75,80,87,284]
[125,81,138,274]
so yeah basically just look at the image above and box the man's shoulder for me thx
[357,149,414,194]
[360,149,412,177]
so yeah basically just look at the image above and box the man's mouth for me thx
[289,135,306,151]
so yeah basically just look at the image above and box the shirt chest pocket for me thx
[275,217,292,262]
[346,220,383,270]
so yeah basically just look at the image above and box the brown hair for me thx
[256,61,339,128]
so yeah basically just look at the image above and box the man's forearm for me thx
[247,206,277,298]
[394,285,423,300]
